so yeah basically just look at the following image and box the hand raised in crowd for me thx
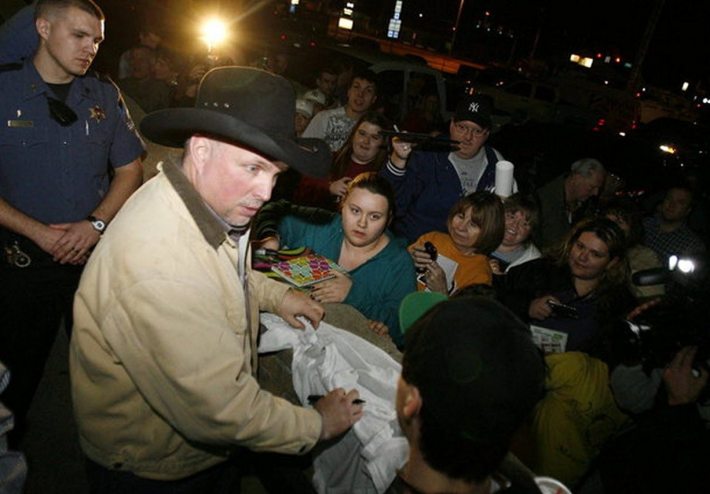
[329,177,352,200]
[663,345,709,406]
[529,295,558,321]
[183,64,209,99]
[626,298,662,321]
[277,288,325,329]
[310,271,352,304]
[48,221,101,265]
[314,388,364,441]
[489,258,504,275]
[254,235,280,252]
[367,319,389,337]
[389,137,414,169]
[421,262,447,294]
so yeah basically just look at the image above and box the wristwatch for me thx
[87,215,107,234]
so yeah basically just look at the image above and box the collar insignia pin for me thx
[89,105,106,122]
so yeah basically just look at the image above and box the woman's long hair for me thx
[554,217,629,294]
[331,111,393,179]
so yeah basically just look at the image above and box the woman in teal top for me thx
[257,173,416,347]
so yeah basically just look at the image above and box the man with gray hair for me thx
[535,158,606,251]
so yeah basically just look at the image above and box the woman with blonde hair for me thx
[499,217,635,357]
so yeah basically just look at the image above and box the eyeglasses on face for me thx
[453,122,488,137]
[47,96,78,126]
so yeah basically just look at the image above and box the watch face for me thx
[92,219,106,231]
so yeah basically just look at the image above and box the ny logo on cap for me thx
[468,102,480,113]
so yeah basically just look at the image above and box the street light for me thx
[199,17,228,55]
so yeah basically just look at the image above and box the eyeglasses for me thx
[453,122,488,137]
[47,96,78,126]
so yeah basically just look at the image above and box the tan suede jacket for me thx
[70,160,321,480]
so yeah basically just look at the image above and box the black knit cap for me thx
[402,296,545,445]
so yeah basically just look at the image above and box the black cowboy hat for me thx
[140,66,330,177]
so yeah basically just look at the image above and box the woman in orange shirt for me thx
[409,191,505,295]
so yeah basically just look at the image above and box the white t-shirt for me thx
[302,106,356,152]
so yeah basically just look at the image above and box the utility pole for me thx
[449,0,465,55]
[628,0,666,92]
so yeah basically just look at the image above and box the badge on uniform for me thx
[7,120,33,127]
[89,105,106,122]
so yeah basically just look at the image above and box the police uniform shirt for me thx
[0,60,144,225]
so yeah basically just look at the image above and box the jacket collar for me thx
[19,59,98,106]
[162,158,229,250]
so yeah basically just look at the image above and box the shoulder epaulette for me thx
[84,69,123,97]
[0,62,23,73]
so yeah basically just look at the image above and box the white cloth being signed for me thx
[259,313,407,494]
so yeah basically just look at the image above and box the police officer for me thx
[0,0,144,442]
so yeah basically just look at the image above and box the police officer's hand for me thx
[277,288,325,329]
[314,388,364,441]
[48,221,100,265]
[34,225,69,257]
[310,271,352,304]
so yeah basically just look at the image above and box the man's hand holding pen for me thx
[312,388,364,441]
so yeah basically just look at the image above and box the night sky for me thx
[397,0,709,91]
[7,0,702,92]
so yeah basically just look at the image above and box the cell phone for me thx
[547,300,579,319]
[416,241,438,273]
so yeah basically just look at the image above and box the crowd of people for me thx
[1,1,710,493]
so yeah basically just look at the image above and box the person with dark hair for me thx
[389,296,546,493]
[256,173,416,346]
[303,65,338,113]
[71,67,363,491]
[490,193,542,275]
[117,45,172,113]
[117,11,164,79]
[600,302,710,493]
[499,218,635,357]
[380,93,509,244]
[294,111,393,209]
[604,198,665,301]
[0,0,144,442]
[302,69,378,152]
[409,191,505,295]
[642,184,706,263]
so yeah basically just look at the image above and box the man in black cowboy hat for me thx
[70,66,363,491]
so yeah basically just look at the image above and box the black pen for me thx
[307,394,366,405]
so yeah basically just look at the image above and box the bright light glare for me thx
[338,17,353,30]
[669,255,678,270]
[200,17,228,51]
[678,259,696,274]
[659,144,677,154]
